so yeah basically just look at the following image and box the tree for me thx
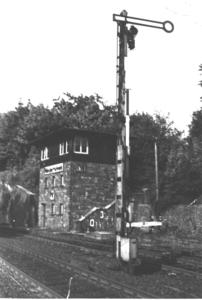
[129,112,182,201]
[0,103,30,170]
[0,93,187,211]
[0,94,118,192]
[52,93,118,131]
[199,64,202,88]
[163,65,202,210]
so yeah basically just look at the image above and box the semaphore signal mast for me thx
[113,10,174,263]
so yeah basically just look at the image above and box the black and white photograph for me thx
[0,0,202,298]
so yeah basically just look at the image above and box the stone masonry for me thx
[39,160,116,231]
[39,161,71,230]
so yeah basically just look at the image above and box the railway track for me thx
[140,247,202,274]
[0,234,202,297]
[26,234,114,258]
[0,256,61,298]
[162,264,202,280]
[31,230,114,252]
[29,230,179,262]
[0,236,158,298]
[29,232,202,276]
[27,233,202,297]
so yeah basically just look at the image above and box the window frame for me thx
[52,176,56,187]
[59,203,64,215]
[59,141,69,156]
[51,203,56,215]
[73,136,89,155]
[44,177,48,189]
[50,191,55,200]
[60,174,65,186]
[41,147,49,161]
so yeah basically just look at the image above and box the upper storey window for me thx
[59,141,69,155]
[41,147,49,161]
[74,136,89,154]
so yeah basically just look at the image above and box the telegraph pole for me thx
[113,11,174,261]
[154,139,159,203]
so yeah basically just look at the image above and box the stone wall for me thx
[70,161,116,229]
[39,160,116,231]
[137,203,202,255]
[39,162,71,230]
[139,231,202,256]
[162,204,202,235]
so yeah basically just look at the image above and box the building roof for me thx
[16,185,35,196]
[32,127,117,146]
[78,200,115,222]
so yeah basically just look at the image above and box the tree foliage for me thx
[129,113,182,206]
[0,94,118,192]
[52,93,118,131]
[199,64,202,88]
[1,91,201,213]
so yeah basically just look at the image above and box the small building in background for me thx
[0,182,37,229]
[76,189,155,234]
[10,185,37,228]
[77,200,115,233]
[36,128,117,231]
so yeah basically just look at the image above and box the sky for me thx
[0,0,202,135]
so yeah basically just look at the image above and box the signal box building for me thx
[37,128,117,231]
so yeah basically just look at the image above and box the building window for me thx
[44,177,48,189]
[41,147,49,161]
[74,137,89,154]
[59,141,69,155]
[59,203,64,215]
[50,191,55,200]
[51,203,56,215]
[52,176,56,187]
[60,174,65,186]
